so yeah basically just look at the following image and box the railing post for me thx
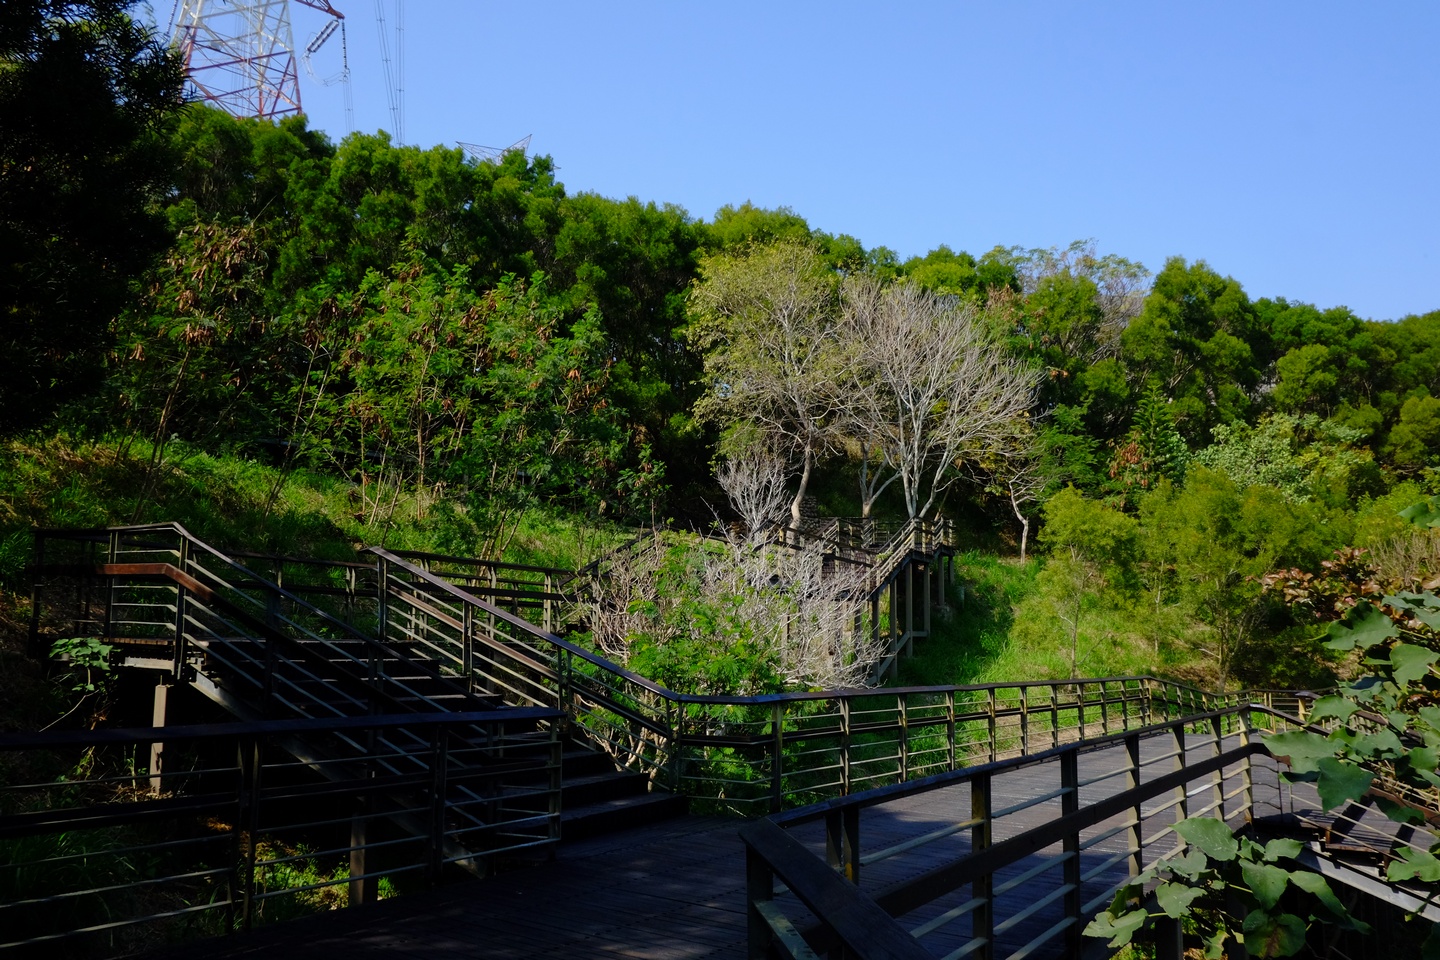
[972,771,994,960]
[104,528,120,639]
[149,677,172,795]
[825,807,861,886]
[1172,720,1189,832]
[987,687,998,763]
[770,702,785,814]
[1050,683,1060,749]
[1209,715,1226,822]
[1020,686,1030,756]
[238,735,261,931]
[350,729,375,906]
[1061,748,1082,957]
[1125,733,1143,878]
[666,697,682,793]
[898,694,910,783]
[375,554,390,644]
[463,601,475,690]
[543,571,554,633]
[428,724,449,885]
[946,689,957,772]
[1239,706,1255,820]
[746,844,776,960]
[840,696,852,795]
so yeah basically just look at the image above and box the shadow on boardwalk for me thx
[144,732,1286,960]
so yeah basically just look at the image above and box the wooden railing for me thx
[0,709,561,957]
[33,525,1265,819]
[741,703,1299,960]
[370,546,1244,815]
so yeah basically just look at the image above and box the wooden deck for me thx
[147,730,1290,960]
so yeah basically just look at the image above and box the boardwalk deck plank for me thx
[146,730,1288,960]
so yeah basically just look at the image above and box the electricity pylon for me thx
[169,0,346,121]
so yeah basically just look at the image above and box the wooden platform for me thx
[145,731,1289,960]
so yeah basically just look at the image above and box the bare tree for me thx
[688,240,850,526]
[1015,239,1150,363]
[986,426,1058,563]
[841,278,1041,520]
[717,448,791,547]
[586,530,884,691]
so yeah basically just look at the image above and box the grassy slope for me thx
[0,435,620,732]
[896,551,1211,689]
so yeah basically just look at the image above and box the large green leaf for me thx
[1307,695,1358,724]
[1262,838,1303,863]
[1166,849,1210,880]
[1388,847,1440,883]
[1355,727,1405,760]
[1241,860,1291,910]
[1264,730,1339,774]
[1325,604,1397,651]
[1175,817,1239,861]
[1399,495,1440,529]
[1083,906,1146,947]
[1376,796,1430,824]
[1241,909,1308,957]
[1385,592,1440,630]
[1405,745,1440,787]
[1315,757,1374,810]
[1156,880,1207,918]
[1390,643,1440,686]
[1289,871,1371,931]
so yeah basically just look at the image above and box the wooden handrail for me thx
[745,704,1284,960]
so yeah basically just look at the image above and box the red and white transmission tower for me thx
[170,0,347,121]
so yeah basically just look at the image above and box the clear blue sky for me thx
[189,1,1440,321]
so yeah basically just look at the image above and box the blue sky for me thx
[181,1,1439,321]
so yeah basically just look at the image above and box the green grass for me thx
[895,551,1210,688]
[895,551,1039,687]
[0,435,623,590]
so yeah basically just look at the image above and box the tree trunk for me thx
[790,441,814,527]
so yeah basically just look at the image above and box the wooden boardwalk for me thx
[150,730,1289,960]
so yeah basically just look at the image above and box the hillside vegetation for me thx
[4,3,1440,732]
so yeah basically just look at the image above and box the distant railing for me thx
[741,703,1299,960]
[31,524,491,719]
[0,709,561,956]
[370,546,1245,815]
[32,525,1276,820]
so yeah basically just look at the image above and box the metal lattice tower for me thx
[457,135,533,164]
[170,0,346,121]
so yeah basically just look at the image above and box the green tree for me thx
[0,0,184,430]
[1036,488,1140,677]
[1121,257,1261,441]
[686,240,845,526]
[1140,468,1344,689]
[1384,393,1440,474]
[1106,386,1188,502]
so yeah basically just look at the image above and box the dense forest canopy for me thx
[35,101,1437,515]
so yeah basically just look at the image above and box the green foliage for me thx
[1086,818,1368,956]
[49,636,112,696]
[1192,414,1379,507]
[0,0,186,431]
[1121,257,1262,442]
[1138,468,1347,688]
[1106,386,1189,501]
[1090,500,1440,956]
[1033,489,1139,676]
